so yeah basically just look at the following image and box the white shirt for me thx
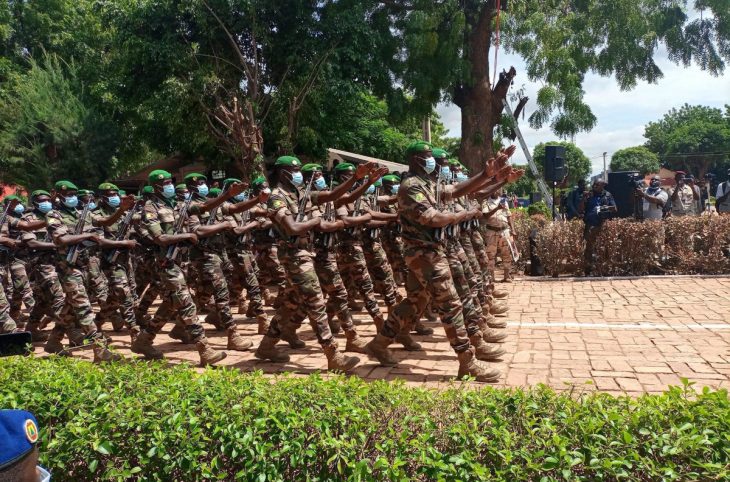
[716,182,730,213]
[642,188,668,220]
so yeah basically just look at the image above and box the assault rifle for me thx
[320,178,336,248]
[433,171,445,241]
[365,185,380,240]
[290,175,315,243]
[66,201,93,265]
[165,195,193,262]
[237,190,252,245]
[105,198,142,264]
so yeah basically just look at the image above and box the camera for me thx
[627,173,645,190]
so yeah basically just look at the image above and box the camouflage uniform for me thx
[380,202,407,283]
[252,203,286,296]
[0,217,17,333]
[3,212,35,323]
[481,196,513,281]
[360,195,399,307]
[93,204,139,333]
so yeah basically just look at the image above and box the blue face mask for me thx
[13,204,25,215]
[63,196,79,208]
[366,184,376,194]
[36,201,53,214]
[162,184,176,199]
[106,195,121,208]
[314,177,327,191]
[290,171,304,186]
[233,193,246,202]
[422,156,436,174]
[87,202,97,210]
[196,184,209,197]
[391,184,400,194]
[456,173,468,183]
[440,165,452,181]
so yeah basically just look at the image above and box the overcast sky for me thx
[436,51,730,176]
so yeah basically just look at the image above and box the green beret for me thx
[77,189,93,197]
[251,176,267,189]
[448,158,461,167]
[334,162,355,173]
[373,179,382,187]
[405,140,433,156]
[222,178,241,188]
[184,172,207,183]
[97,182,119,192]
[382,174,400,183]
[432,148,449,159]
[208,188,222,198]
[141,185,154,195]
[54,180,78,192]
[148,169,172,184]
[301,163,323,173]
[3,195,22,204]
[175,184,187,191]
[274,155,301,167]
[30,190,51,200]
[118,190,126,196]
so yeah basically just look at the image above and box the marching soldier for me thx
[251,179,286,306]
[2,196,36,327]
[364,141,522,382]
[482,189,516,283]
[254,155,377,372]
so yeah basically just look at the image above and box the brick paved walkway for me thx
[36,276,730,395]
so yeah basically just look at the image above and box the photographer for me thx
[668,171,698,217]
[636,175,668,221]
[566,179,586,220]
[716,169,730,214]
[583,180,616,275]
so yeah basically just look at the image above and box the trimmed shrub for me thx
[535,219,585,276]
[3,358,728,481]
[593,219,665,276]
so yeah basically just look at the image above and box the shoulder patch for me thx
[144,212,155,220]
[271,199,285,209]
[414,193,426,202]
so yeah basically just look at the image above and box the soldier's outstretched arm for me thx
[451,146,517,199]
[194,221,235,238]
[197,182,247,213]
[279,214,321,236]
[16,219,46,231]
[93,196,135,227]
[322,163,382,205]
[227,190,267,214]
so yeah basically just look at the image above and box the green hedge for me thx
[1,358,729,481]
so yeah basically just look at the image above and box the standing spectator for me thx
[583,180,616,275]
[715,169,730,214]
[566,179,586,220]
[668,171,698,217]
[637,175,668,220]
[684,175,702,215]
[511,193,518,209]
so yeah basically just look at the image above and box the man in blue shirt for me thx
[566,179,586,220]
[583,180,616,275]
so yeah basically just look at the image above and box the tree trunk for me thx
[456,3,514,175]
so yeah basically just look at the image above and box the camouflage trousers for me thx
[383,234,407,281]
[134,247,162,319]
[57,261,97,333]
[100,253,138,330]
[27,259,65,326]
[87,254,109,305]
[337,242,382,320]
[191,252,234,329]
[459,232,488,305]
[266,247,333,346]
[446,240,483,336]
[0,264,15,333]
[254,244,286,292]
[470,229,492,286]
[225,247,264,316]
[146,260,203,339]
[9,257,35,320]
[484,228,513,280]
[314,247,355,331]
[362,237,398,307]
[381,245,470,353]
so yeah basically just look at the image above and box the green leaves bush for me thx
[1,358,729,481]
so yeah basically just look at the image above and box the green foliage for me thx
[644,104,730,176]
[527,200,551,218]
[0,54,118,189]
[533,141,591,185]
[611,146,661,175]
[1,358,729,481]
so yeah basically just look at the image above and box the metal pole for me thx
[603,152,607,182]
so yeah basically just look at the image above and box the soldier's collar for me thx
[153,194,175,208]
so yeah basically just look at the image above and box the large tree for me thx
[610,146,661,175]
[644,104,730,178]
[377,0,730,173]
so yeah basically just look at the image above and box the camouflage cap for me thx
[405,140,433,156]
[30,190,51,200]
[274,155,301,167]
[432,148,449,159]
[184,172,207,183]
[97,182,119,192]
[251,175,267,189]
[334,162,355,173]
[148,169,172,184]
[301,163,323,173]
[208,187,222,198]
[381,174,400,183]
[54,180,79,192]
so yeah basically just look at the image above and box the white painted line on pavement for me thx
[510,321,730,331]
